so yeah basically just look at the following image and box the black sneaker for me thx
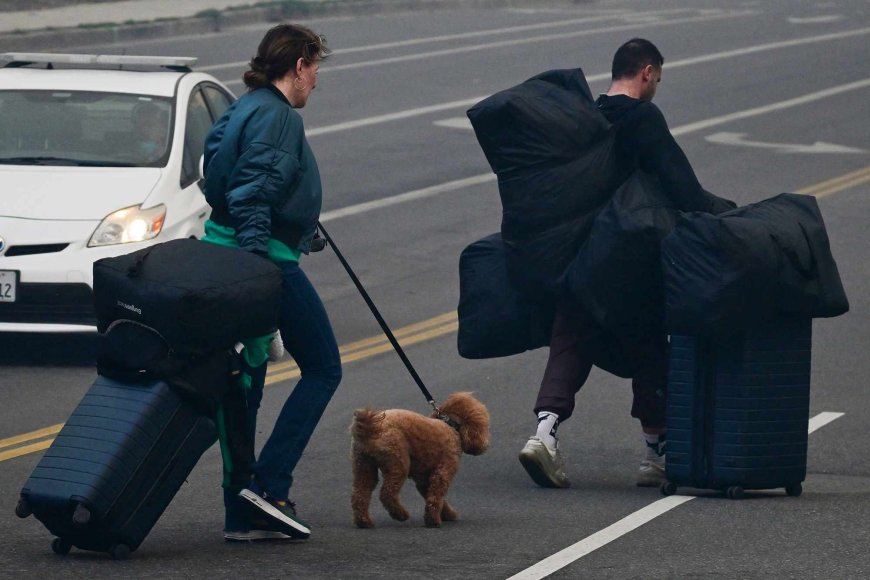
[238,483,311,539]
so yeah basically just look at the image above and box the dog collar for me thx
[437,413,461,433]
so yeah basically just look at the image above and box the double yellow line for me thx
[798,165,870,198]
[2,164,868,464]
[0,312,458,464]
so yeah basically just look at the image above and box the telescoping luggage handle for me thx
[316,222,456,428]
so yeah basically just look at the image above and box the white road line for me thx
[196,10,645,72]
[672,78,870,136]
[318,77,870,222]
[320,174,495,222]
[433,117,473,130]
[221,9,755,86]
[507,411,845,580]
[506,496,696,580]
[301,27,870,138]
[808,412,845,434]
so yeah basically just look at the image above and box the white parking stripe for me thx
[317,77,870,222]
[222,9,754,86]
[506,411,845,580]
[808,412,845,434]
[507,496,695,580]
[320,174,495,222]
[672,78,870,137]
[300,27,870,138]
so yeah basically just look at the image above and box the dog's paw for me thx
[386,507,410,522]
[353,517,375,529]
[424,516,442,528]
[441,505,458,522]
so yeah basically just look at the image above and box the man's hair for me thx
[611,38,664,80]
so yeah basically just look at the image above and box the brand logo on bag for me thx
[116,300,142,315]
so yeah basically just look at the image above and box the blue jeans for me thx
[225,261,342,530]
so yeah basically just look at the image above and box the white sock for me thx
[535,412,559,451]
[643,432,665,459]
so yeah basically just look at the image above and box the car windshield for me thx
[0,90,173,167]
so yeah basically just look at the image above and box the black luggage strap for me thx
[127,246,156,278]
[316,222,457,431]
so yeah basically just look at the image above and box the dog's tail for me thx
[351,408,386,441]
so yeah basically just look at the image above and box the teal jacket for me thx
[203,85,322,255]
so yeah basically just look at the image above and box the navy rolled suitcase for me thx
[15,376,217,559]
[662,316,811,499]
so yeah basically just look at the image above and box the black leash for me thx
[317,222,456,428]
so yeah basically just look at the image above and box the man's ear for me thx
[641,64,654,82]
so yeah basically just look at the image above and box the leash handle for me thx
[317,222,437,408]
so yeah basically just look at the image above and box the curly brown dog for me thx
[350,392,490,528]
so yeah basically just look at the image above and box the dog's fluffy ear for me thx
[439,392,491,456]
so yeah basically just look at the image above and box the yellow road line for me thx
[0,424,64,450]
[0,440,55,463]
[798,165,870,198]
[0,314,459,462]
[2,162,865,463]
[266,311,457,373]
[266,319,458,385]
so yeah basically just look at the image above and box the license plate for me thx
[0,270,17,303]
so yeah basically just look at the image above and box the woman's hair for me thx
[243,24,331,90]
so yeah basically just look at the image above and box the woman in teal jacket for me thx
[202,24,341,542]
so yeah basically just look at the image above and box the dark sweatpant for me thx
[535,300,668,429]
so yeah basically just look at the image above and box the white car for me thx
[0,53,235,332]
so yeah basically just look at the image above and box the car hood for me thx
[0,166,162,220]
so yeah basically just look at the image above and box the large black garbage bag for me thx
[662,193,849,339]
[467,68,623,294]
[94,239,282,354]
[457,233,554,359]
[565,171,678,341]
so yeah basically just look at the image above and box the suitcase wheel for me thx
[72,504,91,527]
[785,483,803,497]
[725,486,745,500]
[51,538,72,555]
[14,497,31,519]
[660,481,677,496]
[110,543,131,561]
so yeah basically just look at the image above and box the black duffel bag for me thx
[94,239,282,354]
[662,192,849,339]
[565,171,678,341]
[457,233,554,359]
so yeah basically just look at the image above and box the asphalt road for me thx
[1,1,869,578]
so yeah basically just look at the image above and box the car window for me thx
[181,88,213,188]
[0,90,172,167]
[201,85,233,120]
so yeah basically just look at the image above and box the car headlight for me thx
[88,204,167,247]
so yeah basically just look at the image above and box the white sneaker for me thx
[518,436,571,488]
[636,456,666,487]
[637,436,666,487]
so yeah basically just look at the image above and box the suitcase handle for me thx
[127,247,156,278]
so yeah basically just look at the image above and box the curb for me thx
[0,0,585,52]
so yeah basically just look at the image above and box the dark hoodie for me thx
[596,94,734,214]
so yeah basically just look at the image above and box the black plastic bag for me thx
[565,171,678,341]
[662,193,849,339]
[457,233,554,359]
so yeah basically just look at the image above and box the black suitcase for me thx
[662,316,811,499]
[15,376,217,559]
